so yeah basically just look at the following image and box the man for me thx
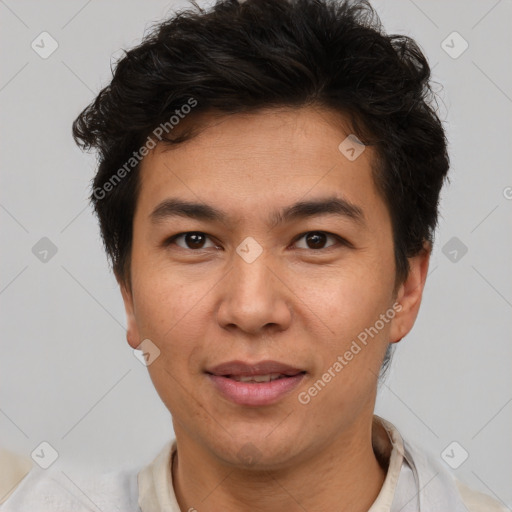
[2,0,507,510]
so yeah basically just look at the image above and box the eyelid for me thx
[291,231,351,250]
[164,232,219,250]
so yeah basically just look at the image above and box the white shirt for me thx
[1,416,508,511]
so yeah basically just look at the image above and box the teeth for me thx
[232,373,284,383]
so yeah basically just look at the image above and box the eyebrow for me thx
[150,196,365,228]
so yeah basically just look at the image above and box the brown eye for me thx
[169,232,216,250]
[294,231,339,250]
[185,233,206,249]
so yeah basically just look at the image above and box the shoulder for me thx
[455,479,510,512]
[401,436,508,512]
[374,417,509,512]
[0,447,33,505]
[0,463,140,512]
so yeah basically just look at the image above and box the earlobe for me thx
[119,281,141,349]
[389,243,431,344]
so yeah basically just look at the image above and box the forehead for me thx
[136,107,386,226]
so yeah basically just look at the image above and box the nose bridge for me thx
[217,241,291,334]
[232,246,271,300]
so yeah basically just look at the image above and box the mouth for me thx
[222,372,302,383]
[205,360,306,406]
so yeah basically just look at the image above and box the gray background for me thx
[1,0,511,507]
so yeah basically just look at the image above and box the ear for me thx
[389,243,431,344]
[118,279,141,350]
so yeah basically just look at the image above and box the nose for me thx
[216,250,292,336]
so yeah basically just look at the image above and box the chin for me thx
[209,431,303,469]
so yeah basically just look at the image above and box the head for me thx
[73,0,448,468]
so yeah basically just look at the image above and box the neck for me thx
[171,416,387,512]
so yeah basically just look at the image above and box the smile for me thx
[205,359,307,406]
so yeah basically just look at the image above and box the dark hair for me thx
[72,0,449,375]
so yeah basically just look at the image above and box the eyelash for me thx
[163,231,351,252]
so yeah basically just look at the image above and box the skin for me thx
[120,106,430,511]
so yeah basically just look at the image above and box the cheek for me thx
[303,285,393,413]
[131,264,202,358]
[294,260,395,406]
[296,259,393,338]
[134,272,210,411]
[132,246,197,323]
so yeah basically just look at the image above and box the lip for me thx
[206,360,306,407]
[206,359,304,377]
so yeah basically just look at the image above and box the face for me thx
[121,106,429,468]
